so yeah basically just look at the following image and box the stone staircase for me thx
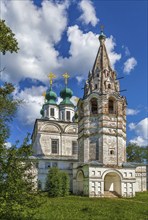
[104,191,119,198]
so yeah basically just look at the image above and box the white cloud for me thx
[78,0,99,26]
[122,45,130,56]
[60,25,121,80]
[123,57,137,74]
[129,118,148,146]
[13,86,47,125]
[1,0,69,83]
[1,1,121,84]
[4,142,12,149]
[126,108,140,115]
[57,95,79,106]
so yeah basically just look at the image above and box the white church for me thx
[32,30,148,197]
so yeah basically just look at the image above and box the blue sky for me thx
[1,0,147,147]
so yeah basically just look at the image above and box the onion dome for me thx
[45,88,57,105]
[60,87,74,106]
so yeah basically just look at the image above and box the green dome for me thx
[60,87,74,106]
[45,88,57,105]
[99,31,106,41]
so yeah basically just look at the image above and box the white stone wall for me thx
[32,120,78,157]
[44,104,59,120]
[135,166,147,192]
[74,166,136,197]
[59,106,75,122]
[78,92,126,166]
[37,159,74,190]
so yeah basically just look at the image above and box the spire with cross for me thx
[62,72,70,86]
[48,72,56,88]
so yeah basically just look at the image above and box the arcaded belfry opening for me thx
[104,172,121,195]
[76,170,84,195]
[91,98,98,114]
[108,98,116,114]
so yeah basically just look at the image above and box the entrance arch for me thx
[76,170,84,194]
[104,172,121,195]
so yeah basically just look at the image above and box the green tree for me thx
[45,167,70,197]
[0,83,18,147]
[0,22,41,219]
[61,171,70,196]
[0,135,40,220]
[0,20,19,54]
[126,142,147,163]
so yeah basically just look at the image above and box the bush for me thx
[45,167,70,197]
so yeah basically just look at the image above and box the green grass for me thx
[34,192,148,220]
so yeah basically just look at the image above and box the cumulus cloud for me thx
[1,0,69,83]
[78,0,99,26]
[129,118,148,146]
[13,86,47,125]
[126,108,140,116]
[60,25,121,80]
[1,1,121,85]
[123,57,137,74]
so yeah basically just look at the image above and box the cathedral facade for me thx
[32,30,147,197]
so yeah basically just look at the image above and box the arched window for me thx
[108,99,115,114]
[91,98,98,114]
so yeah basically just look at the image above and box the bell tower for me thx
[78,30,127,167]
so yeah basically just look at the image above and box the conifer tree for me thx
[45,167,70,197]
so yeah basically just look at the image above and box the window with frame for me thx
[51,139,58,154]
[50,108,55,117]
[66,111,70,120]
[108,99,114,114]
[91,98,98,114]
[72,141,78,155]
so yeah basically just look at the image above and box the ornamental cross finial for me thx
[62,72,70,85]
[48,72,56,85]
[100,25,104,32]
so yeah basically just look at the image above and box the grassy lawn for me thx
[34,192,148,220]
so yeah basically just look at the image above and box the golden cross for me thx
[62,72,70,85]
[100,25,104,31]
[48,72,56,85]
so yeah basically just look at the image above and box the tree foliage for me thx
[126,142,148,163]
[0,22,41,219]
[45,167,70,197]
[0,20,19,54]
[0,83,18,146]
[0,135,40,220]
